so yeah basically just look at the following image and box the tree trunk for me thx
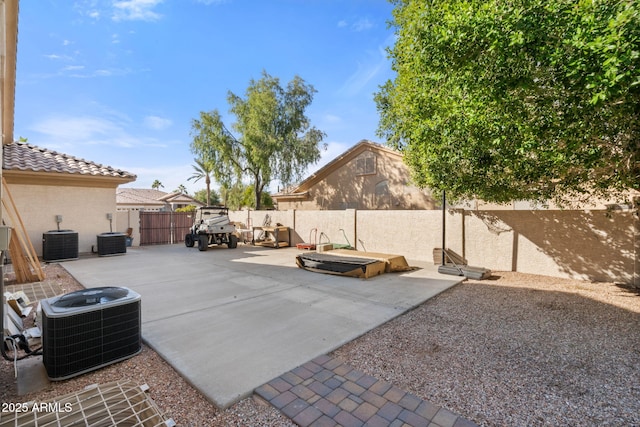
[205,176,211,206]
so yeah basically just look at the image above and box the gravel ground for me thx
[1,264,639,426]
[334,272,640,427]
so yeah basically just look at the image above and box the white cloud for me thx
[44,54,73,61]
[112,0,163,22]
[63,65,85,71]
[31,115,121,142]
[28,112,168,150]
[338,37,393,97]
[193,0,227,5]
[144,115,172,130]
[73,0,103,20]
[338,59,384,97]
[338,17,374,32]
[352,18,373,32]
[63,67,133,78]
[323,114,342,124]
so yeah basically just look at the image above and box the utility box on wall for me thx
[0,226,11,251]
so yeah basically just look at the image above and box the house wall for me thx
[4,183,120,256]
[116,209,141,246]
[230,208,638,285]
[277,150,437,211]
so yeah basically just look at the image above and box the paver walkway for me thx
[256,355,479,427]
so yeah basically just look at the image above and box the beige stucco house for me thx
[2,142,136,256]
[273,140,437,210]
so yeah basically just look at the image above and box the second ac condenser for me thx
[42,230,78,261]
[97,232,127,256]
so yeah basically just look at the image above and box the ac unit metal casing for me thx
[41,287,141,380]
[97,232,127,256]
[42,230,78,261]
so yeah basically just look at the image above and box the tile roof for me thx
[274,139,399,196]
[2,141,136,180]
[116,188,203,207]
[158,192,197,203]
[116,188,168,205]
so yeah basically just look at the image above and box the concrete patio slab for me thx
[61,244,462,408]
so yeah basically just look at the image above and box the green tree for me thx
[190,70,326,210]
[377,0,640,205]
[193,188,220,206]
[217,183,274,210]
[260,191,274,210]
[220,182,251,210]
[188,157,215,205]
[175,184,188,195]
[151,180,164,190]
[175,205,197,213]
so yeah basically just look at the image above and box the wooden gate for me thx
[139,211,194,245]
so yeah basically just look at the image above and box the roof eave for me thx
[3,169,137,188]
[272,192,309,202]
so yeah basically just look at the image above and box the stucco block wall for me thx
[461,210,636,283]
[230,208,637,284]
[116,209,140,246]
[356,210,448,257]
[229,210,293,230]
[4,184,118,256]
[293,210,357,247]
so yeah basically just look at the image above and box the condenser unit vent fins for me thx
[97,232,127,256]
[42,230,78,261]
[41,287,141,380]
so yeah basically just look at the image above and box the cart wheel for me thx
[198,235,208,251]
[228,235,238,249]
[185,234,195,248]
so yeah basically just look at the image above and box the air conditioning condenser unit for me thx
[40,287,141,380]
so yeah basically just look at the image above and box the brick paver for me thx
[255,355,479,427]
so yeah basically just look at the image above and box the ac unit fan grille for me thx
[42,230,78,261]
[43,300,141,380]
[97,233,127,256]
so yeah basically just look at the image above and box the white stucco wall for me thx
[4,183,119,256]
[230,208,637,285]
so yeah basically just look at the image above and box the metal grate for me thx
[0,380,175,426]
[5,282,66,302]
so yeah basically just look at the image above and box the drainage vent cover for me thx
[1,380,175,427]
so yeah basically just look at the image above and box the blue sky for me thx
[14,0,396,195]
